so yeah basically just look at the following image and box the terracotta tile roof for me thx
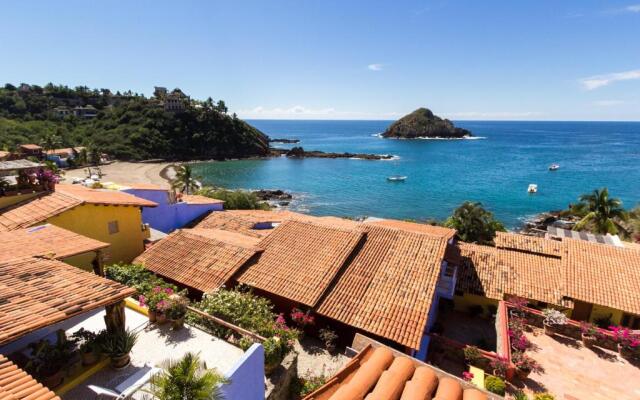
[367,219,457,240]
[317,225,448,349]
[498,246,568,307]
[194,210,307,238]
[135,229,262,293]
[180,194,224,205]
[0,192,82,231]
[0,186,156,231]
[237,220,364,307]
[303,343,490,400]
[45,147,85,157]
[0,224,109,262]
[0,355,60,400]
[19,144,42,151]
[56,184,158,207]
[456,242,505,300]
[495,231,564,258]
[456,241,569,307]
[564,239,640,315]
[0,257,135,346]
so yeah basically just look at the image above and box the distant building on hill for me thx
[18,144,43,158]
[163,88,189,112]
[53,106,71,118]
[73,105,98,118]
[153,86,168,98]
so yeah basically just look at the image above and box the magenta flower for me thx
[462,371,474,382]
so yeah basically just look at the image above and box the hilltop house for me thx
[72,105,97,118]
[18,143,43,159]
[0,184,157,263]
[45,147,86,167]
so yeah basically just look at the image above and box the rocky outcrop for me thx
[270,147,394,160]
[382,108,472,139]
[269,138,300,144]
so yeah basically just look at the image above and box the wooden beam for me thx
[187,306,266,342]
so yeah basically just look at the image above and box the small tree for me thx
[444,201,506,244]
[145,352,228,400]
[171,164,200,195]
[573,188,628,235]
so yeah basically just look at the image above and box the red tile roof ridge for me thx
[55,184,158,207]
[366,218,456,240]
[0,354,61,400]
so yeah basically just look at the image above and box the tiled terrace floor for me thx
[518,330,640,400]
[439,310,497,351]
[62,309,244,399]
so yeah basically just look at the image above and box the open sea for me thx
[192,120,640,228]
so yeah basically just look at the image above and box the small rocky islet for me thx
[382,107,472,139]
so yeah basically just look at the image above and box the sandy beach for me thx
[64,162,175,188]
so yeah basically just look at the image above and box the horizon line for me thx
[243,118,640,123]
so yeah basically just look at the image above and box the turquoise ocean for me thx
[192,120,640,228]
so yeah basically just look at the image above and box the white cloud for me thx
[593,100,624,106]
[626,4,640,12]
[446,111,543,120]
[367,64,384,71]
[580,69,640,90]
[236,105,401,120]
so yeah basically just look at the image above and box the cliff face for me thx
[382,108,472,139]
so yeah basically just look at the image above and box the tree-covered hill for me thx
[0,83,270,160]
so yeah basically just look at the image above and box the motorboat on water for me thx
[528,184,538,194]
[387,175,407,182]
[549,164,560,171]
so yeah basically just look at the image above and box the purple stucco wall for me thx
[220,343,265,400]
[122,188,223,233]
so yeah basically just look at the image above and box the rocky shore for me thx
[252,189,294,207]
[516,210,578,236]
[269,138,300,144]
[270,147,394,160]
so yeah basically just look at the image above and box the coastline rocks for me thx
[270,147,394,160]
[382,107,472,139]
[269,138,300,144]
[252,189,293,202]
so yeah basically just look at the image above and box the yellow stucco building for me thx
[0,184,156,265]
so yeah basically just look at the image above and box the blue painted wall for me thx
[220,343,264,400]
[122,188,223,233]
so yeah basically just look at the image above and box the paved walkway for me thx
[518,330,640,400]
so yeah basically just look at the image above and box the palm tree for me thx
[40,133,62,153]
[144,352,228,400]
[171,164,200,195]
[444,201,506,245]
[573,188,628,235]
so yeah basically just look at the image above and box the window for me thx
[108,220,119,235]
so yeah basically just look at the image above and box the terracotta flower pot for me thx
[171,316,185,330]
[148,310,157,323]
[581,333,596,349]
[543,322,556,336]
[82,351,98,366]
[156,313,167,324]
[110,354,131,369]
[41,370,65,388]
[515,367,531,380]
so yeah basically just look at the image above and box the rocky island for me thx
[382,107,472,139]
[270,146,394,160]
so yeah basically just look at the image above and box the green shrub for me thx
[105,263,176,296]
[197,187,270,210]
[513,391,529,400]
[292,374,327,398]
[188,288,300,368]
[533,394,555,400]
[484,375,506,396]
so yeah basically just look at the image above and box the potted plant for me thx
[609,325,640,359]
[167,294,189,329]
[290,308,315,331]
[26,330,76,388]
[144,352,228,400]
[463,345,482,366]
[542,308,567,336]
[318,327,339,353]
[100,329,138,369]
[145,286,172,323]
[512,352,541,380]
[580,322,598,348]
[71,328,101,366]
[489,355,509,378]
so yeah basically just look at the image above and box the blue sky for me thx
[1,1,639,120]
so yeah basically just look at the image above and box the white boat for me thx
[528,184,538,193]
[548,164,559,171]
[387,175,407,182]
